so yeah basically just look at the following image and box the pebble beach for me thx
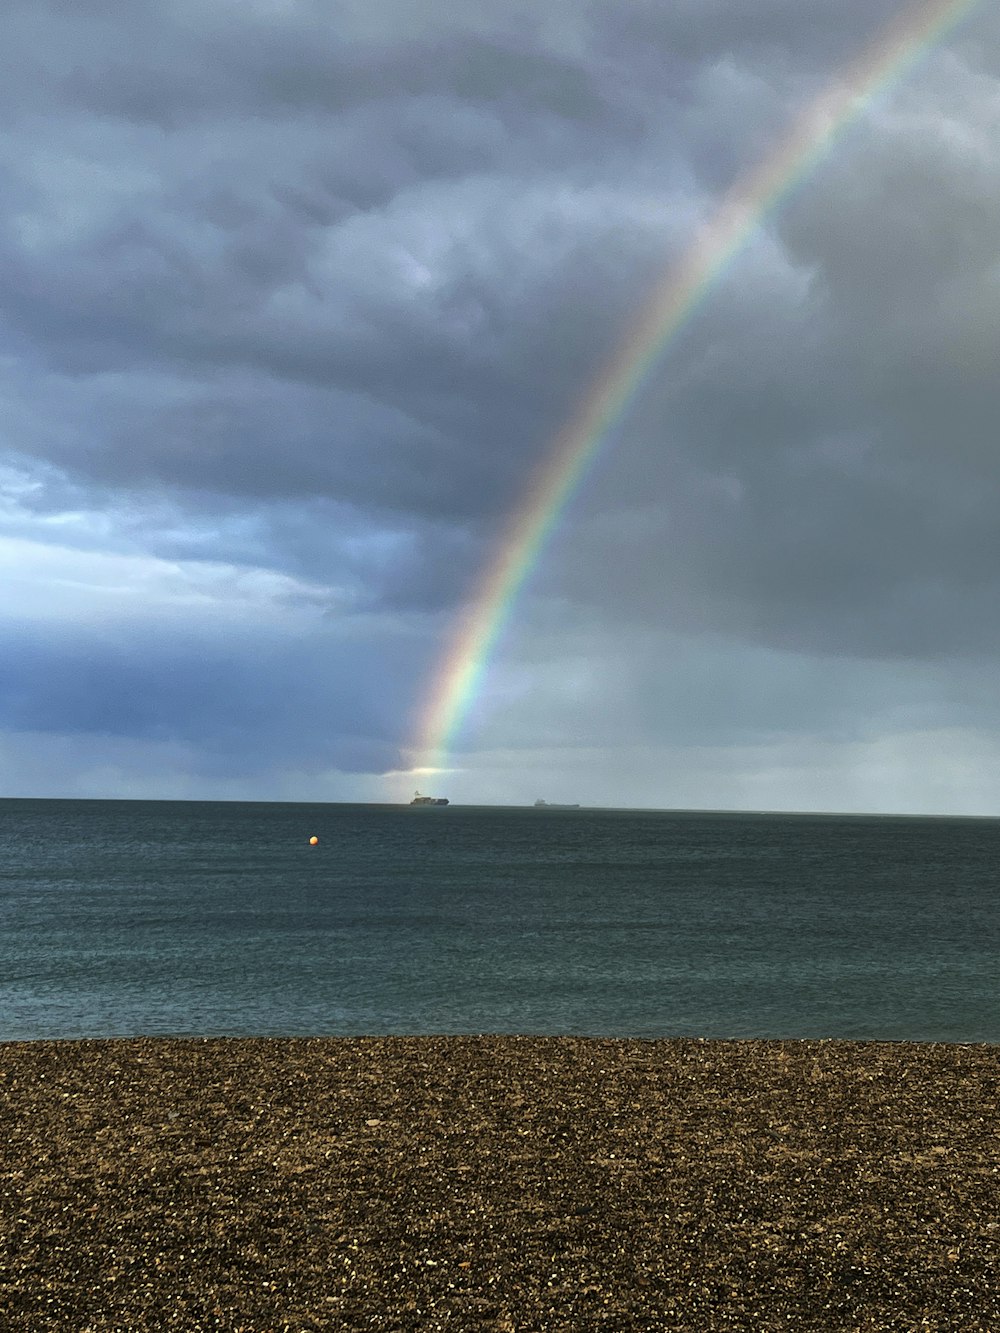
[2,1036,999,1330]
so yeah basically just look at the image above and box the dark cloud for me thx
[2,0,998,805]
[0,617,420,776]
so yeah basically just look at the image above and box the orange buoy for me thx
[309,835,319,845]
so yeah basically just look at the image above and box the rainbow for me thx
[410,0,979,778]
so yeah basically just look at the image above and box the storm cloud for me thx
[3,0,999,810]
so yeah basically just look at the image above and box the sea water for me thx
[1,798,998,1042]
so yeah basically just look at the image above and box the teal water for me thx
[1,798,998,1041]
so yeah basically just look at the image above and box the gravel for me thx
[1,1036,999,1330]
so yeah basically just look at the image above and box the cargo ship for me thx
[534,799,580,809]
[411,791,449,806]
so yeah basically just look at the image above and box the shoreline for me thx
[2,1035,999,1329]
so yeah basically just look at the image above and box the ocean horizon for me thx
[3,796,998,1044]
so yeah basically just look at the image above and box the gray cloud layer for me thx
[3,0,999,806]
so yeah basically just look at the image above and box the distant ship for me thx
[411,791,449,806]
[534,799,580,809]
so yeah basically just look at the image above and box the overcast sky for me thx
[4,0,1000,812]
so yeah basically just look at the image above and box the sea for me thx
[2,798,998,1043]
